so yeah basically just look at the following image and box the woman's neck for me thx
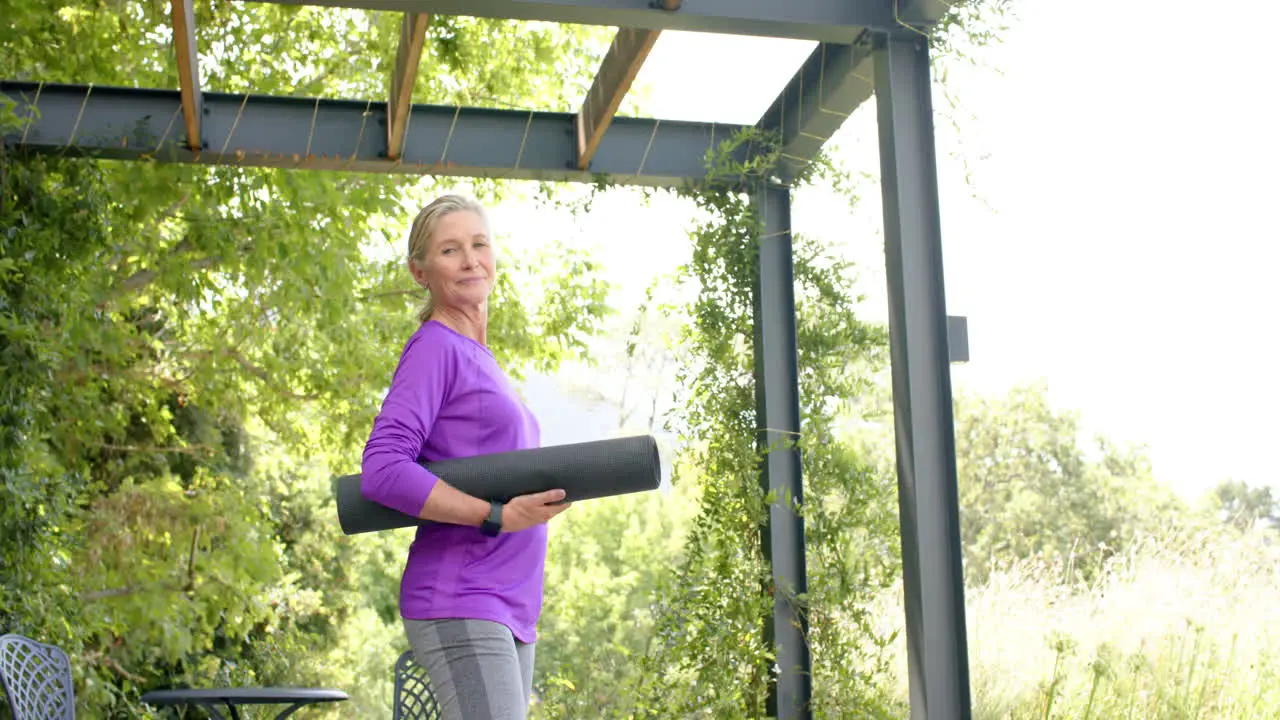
[430,304,488,345]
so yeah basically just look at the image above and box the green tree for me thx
[517,268,695,716]
[1210,479,1278,532]
[614,137,901,719]
[952,383,1186,583]
[2,2,613,715]
[849,381,1189,585]
[558,282,686,436]
[533,480,701,717]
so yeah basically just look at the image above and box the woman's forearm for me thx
[416,482,572,534]
[417,480,490,527]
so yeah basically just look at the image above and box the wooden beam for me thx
[388,12,431,161]
[575,0,680,170]
[170,0,202,152]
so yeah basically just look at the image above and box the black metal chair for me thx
[0,634,76,720]
[392,650,441,720]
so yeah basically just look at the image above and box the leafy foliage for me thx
[10,3,1264,719]
[533,482,701,717]
[1,2,612,715]
[1209,479,1278,532]
[949,384,1185,584]
[599,133,902,718]
[848,380,1189,586]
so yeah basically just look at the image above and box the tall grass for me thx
[870,526,1280,719]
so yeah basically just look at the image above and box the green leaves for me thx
[843,380,1191,588]
[1211,479,1279,532]
[488,242,614,380]
[535,484,700,717]
[608,131,899,718]
[2,2,615,714]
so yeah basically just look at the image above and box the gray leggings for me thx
[403,618,536,720]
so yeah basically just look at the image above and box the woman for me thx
[361,194,570,720]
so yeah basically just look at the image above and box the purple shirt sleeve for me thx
[361,331,452,518]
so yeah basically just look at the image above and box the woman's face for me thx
[413,209,496,310]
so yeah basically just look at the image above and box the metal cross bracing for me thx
[1,1,974,718]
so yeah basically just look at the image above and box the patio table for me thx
[141,686,348,719]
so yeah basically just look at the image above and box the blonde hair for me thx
[407,194,490,324]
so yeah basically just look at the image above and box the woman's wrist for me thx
[479,500,504,537]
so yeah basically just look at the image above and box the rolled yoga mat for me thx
[334,434,662,535]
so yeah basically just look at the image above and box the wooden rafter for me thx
[575,0,681,170]
[169,0,202,152]
[388,12,431,161]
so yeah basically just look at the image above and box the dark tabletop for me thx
[141,687,349,705]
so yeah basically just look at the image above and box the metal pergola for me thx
[1,1,972,718]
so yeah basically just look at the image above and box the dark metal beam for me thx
[752,183,812,720]
[388,12,431,161]
[575,24,663,170]
[755,37,875,180]
[895,0,955,28]
[236,0,901,42]
[1,81,747,186]
[753,0,961,179]
[874,32,972,720]
[169,0,203,151]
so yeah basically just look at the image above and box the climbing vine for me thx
[616,130,903,718]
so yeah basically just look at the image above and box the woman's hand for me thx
[502,489,571,533]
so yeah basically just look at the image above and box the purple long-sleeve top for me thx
[361,320,545,643]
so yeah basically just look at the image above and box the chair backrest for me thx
[392,650,441,720]
[0,634,75,720]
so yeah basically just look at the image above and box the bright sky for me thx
[502,0,1280,501]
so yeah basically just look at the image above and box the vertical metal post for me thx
[751,182,812,720]
[873,32,973,720]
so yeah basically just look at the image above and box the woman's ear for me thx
[408,258,429,288]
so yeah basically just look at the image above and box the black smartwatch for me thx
[480,500,503,537]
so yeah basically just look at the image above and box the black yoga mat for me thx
[334,435,662,535]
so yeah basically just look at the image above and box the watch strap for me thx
[480,500,503,537]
